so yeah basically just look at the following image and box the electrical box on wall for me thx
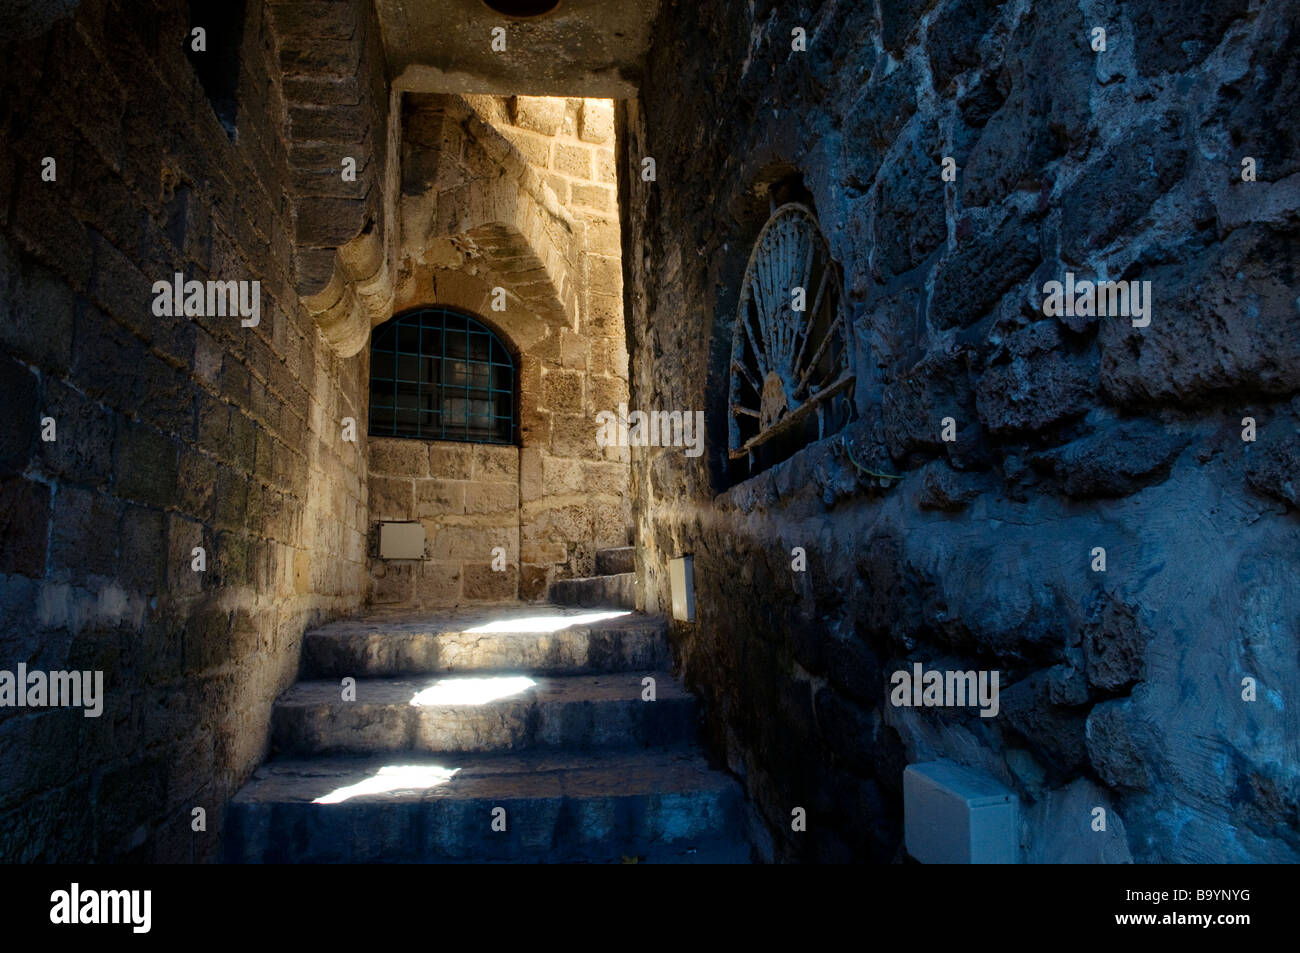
[669,555,695,622]
[904,760,1019,864]
[378,522,425,560]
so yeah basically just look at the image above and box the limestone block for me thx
[571,183,613,212]
[462,562,519,601]
[464,482,518,516]
[541,369,584,415]
[510,96,565,136]
[415,479,466,517]
[519,447,544,503]
[370,438,430,477]
[579,100,615,145]
[414,560,461,605]
[472,444,519,482]
[553,142,593,179]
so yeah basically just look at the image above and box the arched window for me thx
[368,307,516,444]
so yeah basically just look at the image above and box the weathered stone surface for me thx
[929,215,1042,329]
[5,0,1298,869]
[1060,111,1189,263]
[1244,409,1300,507]
[549,572,636,609]
[1222,7,1300,183]
[879,0,929,54]
[1000,671,1090,779]
[927,0,1002,92]
[1125,0,1252,77]
[273,670,693,754]
[882,343,974,459]
[1022,778,1134,863]
[916,461,986,511]
[1082,595,1148,694]
[594,545,635,575]
[875,122,947,278]
[1099,225,1300,404]
[1029,422,1189,499]
[0,477,50,577]
[842,60,920,194]
[960,0,1091,209]
[302,607,670,677]
[975,352,1093,435]
[0,0,378,861]
[227,747,748,863]
[1086,698,1156,790]
[510,96,566,135]
[0,355,37,474]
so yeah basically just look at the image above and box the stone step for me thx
[272,671,695,755]
[301,606,669,677]
[225,747,751,863]
[595,546,635,575]
[549,573,636,609]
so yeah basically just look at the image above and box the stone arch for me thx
[395,93,582,333]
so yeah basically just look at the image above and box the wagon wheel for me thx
[728,203,854,462]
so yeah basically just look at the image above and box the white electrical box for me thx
[378,522,425,560]
[669,555,695,622]
[904,760,1019,864]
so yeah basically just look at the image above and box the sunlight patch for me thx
[409,675,537,707]
[312,764,459,804]
[464,610,630,633]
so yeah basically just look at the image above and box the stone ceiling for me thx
[375,0,659,98]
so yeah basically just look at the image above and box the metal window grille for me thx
[368,307,516,444]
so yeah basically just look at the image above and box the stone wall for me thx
[624,0,1300,862]
[368,438,520,606]
[0,0,382,861]
[375,92,630,606]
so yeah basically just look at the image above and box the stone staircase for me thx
[225,605,751,863]
[548,545,637,609]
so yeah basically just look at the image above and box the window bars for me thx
[369,307,515,444]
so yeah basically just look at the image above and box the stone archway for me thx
[366,91,631,608]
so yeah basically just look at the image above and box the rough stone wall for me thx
[368,438,520,606]
[377,92,630,606]
[624,0,1300,862]
[271,0,395,357]
[0,0,378,860]
[487,96,631,596]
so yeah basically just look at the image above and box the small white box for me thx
[904,760,1019,864]
[669,555,695,622]
[378,522,425,560]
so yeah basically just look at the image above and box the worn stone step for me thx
[225,747,751,863]
[272,671,695,755]
[595,546,635,575]
[301,606,669,677]
[549,573,636,609]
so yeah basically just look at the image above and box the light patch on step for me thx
[464,610,630,633]
[312,764,459,804]
[409,675,537,707]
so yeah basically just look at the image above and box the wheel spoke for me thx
[730,203,852,461]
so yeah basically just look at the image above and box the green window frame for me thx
[368,307,516,445]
